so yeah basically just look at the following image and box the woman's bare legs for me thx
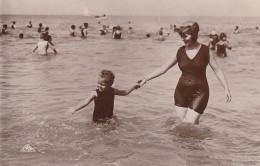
[175,106,201,124]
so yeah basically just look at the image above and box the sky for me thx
[1,0,260,17]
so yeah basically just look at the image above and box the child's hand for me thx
[66,107,75,117]
[137,78,147,87]
[133,82,141,89]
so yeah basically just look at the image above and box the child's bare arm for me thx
[66,91,96,116]
[225,41,232,49]
[114,83,140,96]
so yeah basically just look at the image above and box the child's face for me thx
[97,77,110,92]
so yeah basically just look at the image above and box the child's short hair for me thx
[71,25,75,29]
[219,32,227,40]
[99,70,115,86]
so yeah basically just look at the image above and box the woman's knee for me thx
[183,108,201,124]
[175,106,188,120]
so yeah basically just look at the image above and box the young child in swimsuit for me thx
[216,32,232,57]
[32,34,57,55]
[66,70,140,123]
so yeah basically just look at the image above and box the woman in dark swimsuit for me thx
[138,21,231,124]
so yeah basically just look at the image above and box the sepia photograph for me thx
[0,0,260,165]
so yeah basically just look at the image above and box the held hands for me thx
[132,82,141,90]
[225,89,231,103]
[137,77,147,87]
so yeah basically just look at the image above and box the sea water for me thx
[0,15,260,166]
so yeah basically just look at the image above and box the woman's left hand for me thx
[225,89,231,103]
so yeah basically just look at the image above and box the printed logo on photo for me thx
[20,144,35,152]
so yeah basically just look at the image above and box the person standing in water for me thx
[80,23,88,38]
[70,25,76,37]
[11,21,16,29]
[138,21,231,124]
[112,26,122,39]
[216,32,232,57]
[32,34,57,55]
[234,26,239,34]
[208,29,219,51]
[66,70,140,123]
[27,21,33,28]
[1,24,8,35]
[38,23,44,33]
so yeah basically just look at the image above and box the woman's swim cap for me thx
[178,21,199,41]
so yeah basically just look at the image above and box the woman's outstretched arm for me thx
[138,54,178,86]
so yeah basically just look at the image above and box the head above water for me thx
[3,24,7,29]
[178,21,199,42]
[98,70,115,87]
[146,33,151,38]
[19,33,24,39]
[219,32,227,40]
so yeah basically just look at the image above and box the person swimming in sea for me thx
[66,69,140,123]
[19,33,24,39]
[32,34,57,55]
[216,32,232,57]
[146,33,151,38]
[1,24,8,35]
[27,21,33,28]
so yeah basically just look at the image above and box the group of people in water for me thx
[208,30,232,57]
[4,19,259,125]
[2,20,251,58]
[69,21,132,39]
[66,20,232,125]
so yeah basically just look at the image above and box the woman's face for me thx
[181,34,193,46]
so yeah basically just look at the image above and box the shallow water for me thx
[1,15,260,166]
